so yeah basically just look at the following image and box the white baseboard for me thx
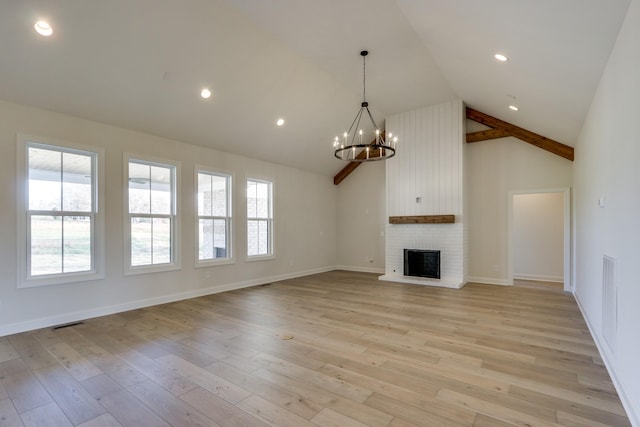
[378,274,465,289]
[466,276,512,286]
[573,292,639,427]
[335,265,385,274]
[513,273,564,283]
[0,266,336,337]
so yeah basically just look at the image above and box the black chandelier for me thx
[333,50,397,162]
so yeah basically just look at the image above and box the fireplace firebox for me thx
[404,249,440,279]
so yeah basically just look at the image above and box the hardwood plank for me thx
[33,365,106,425]
[436,388,563,427]
[0,359,53,413]
[365,392,470,427]
[0,271,630,426]
[509,385,631,426]
[252,353,372,403]
[116,350,198,396]
[179,387,269,427]
[97,389,170,427]
[206,361,321,420]
[472,413,515,427]
[254,368,393,427]
[236,395,317,427]
[0,339,19,365]
[19,402,72,427]
[156,354,251,404]
[127,380,220,427]
[76,413,123,427]
[0,397,24,426]
[80,374,123,401]
[32,331,103,382]
[310,407,369,427]
[6,334,58,371]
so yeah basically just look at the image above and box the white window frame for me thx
[16,134,105,288]
[195,166,233,267]
[124,153,181,275]
[246,177,274,260]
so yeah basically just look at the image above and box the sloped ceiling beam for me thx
[334,107,574,185]
[333,136,386,185]
[466,107,574,161]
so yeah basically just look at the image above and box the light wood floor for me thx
[0,271,630,426]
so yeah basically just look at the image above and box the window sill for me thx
[124,263,181,276]
[195,258,235,268]
[245,254,276,262]
[18,271,105,288]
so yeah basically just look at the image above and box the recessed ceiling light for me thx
[34,20,53,37]
[200,88,211,99]
[276,118,285,127]
[509,105,519,111]
[494,53,508,62]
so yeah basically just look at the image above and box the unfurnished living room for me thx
[1,1,639,426]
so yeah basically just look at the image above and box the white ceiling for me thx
[0,0,631,176]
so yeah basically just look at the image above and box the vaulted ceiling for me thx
[0,0,631,176]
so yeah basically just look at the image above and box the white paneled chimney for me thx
[379,100,467,288]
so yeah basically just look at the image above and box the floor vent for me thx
[52,321,84,330]
[602,255,617,354]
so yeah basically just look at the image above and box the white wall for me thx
[573,0,640,423]
[513,192,564,282]
[382,100,466,288]
[466,134,572,285]
[0,99,337,336]
[336,161,386,273]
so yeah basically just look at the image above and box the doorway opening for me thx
[508,188,571,292]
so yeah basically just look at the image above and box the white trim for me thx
[16,134,105,288]
[246,177,274,259]
[0,265,335,338]
[573,293,640,427]
[507,187,572,292]
[245,254,277,262]
[336,265,385,274]
[466,276,512,286]
[513,274,564,283]
[378,274,466,289]
[194,166,234,267]
[123,153,182,276]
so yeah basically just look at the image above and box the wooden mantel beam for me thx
[466,107,574,161]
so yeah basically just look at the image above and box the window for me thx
[125,155,179,273]
[247,178,273,258]
[197,169,232,264]
[17,135,104,287]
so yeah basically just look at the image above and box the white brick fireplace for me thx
[379,100,467,288]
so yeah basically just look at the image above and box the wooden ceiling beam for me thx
[333,135,386,185]
[466,128,512,143]
[466,107,574,161]
[333,160,362,185]
[334,107,574,185]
